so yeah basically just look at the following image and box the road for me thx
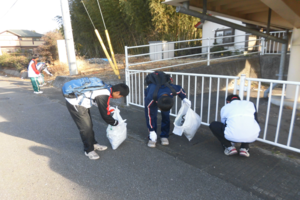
[0,74,300,200]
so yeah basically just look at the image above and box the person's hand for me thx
[113,120,118,126]
[149,131,157,142]
[183,98,191,107]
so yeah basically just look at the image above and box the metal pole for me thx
[176,6,287,44]
[125,46,130,106]
[207,38,210,66]
[278,31,288,80]
[261,38,265,55]
[239,74,246,100]
[60,0,78,75]
[266,8,272,35]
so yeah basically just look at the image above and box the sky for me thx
[0,0,62,34]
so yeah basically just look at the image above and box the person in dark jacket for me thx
[65,83,129,160]
[144,73,191,148]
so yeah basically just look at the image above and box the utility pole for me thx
[60,0,78,75]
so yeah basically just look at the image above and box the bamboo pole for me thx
[95,29,120,79]
[105,30,120,76]
[81,0,120,79]
[96,0,120,78]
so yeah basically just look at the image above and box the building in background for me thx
[201,16,247,54]
[0,30,44,55]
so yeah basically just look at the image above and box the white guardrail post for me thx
[239,74,246,100]
[125,46,130,106]
[207,38,210,66]
[261,38,265,55]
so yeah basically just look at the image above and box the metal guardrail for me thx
[125,33,300,153]
[263,31,291,54]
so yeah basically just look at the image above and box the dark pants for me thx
[147,107,170,138]
[66,101,97,153]
[209,121,249,149]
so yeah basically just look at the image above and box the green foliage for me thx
[0,53,29,71]
[68,0,202,57]
[54,16,64,36]
[210,45,224,56]
[37,30,64,61]
[210,45,232,57]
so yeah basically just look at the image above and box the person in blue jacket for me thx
[144,71,191,148]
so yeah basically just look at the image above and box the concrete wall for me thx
[260,54,290,80]
[172,54,289,93]
[175,55,261,93]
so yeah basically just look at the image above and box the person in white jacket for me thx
[27,55,42,94]
[209,94,260,157]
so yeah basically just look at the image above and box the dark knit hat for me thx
[226,94,241,102]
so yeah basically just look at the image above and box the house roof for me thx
[2,30,43,38]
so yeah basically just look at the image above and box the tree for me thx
[37,30,64,61]
[66,0,202,57]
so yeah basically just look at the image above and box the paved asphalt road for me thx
[0,75,300,200]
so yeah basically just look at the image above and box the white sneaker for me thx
[161,138,169,145]
[148,140,156,148]
[85,151,99,160]
[94,144,108,151]
[34,91,43,94]
[239,148,250,157]
[224,146,238,156]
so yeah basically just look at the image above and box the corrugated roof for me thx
[6,30,43,37]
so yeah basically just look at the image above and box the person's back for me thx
[209,94,261,157]
[221,100,260,143]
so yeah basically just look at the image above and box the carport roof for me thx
[163,0,300,30]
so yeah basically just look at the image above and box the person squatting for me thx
[209,94,260,157]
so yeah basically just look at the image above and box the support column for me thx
[286,28,300,100]
[60,0,78,75]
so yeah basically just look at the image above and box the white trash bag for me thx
[106,106,127,150]
[173,103,201,141]
[38,75,44,85]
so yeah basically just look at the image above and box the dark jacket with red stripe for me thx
[94,92,118,126]
[66,88,118,126]
[144,83,186,131]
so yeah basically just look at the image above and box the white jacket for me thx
[65,89,110,109]
[27,60,40,78]
[221,100,260,143]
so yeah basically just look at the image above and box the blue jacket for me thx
[144,83,186,131]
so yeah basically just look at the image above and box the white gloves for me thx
[50,74,53,76]
[149,131,157,142]
[183,98,191,107]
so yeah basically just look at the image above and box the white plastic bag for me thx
[38,75,44,85]
[173,103,201,141]
[106,107,127,150]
